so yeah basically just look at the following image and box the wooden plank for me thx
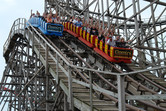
[127,84,141,95]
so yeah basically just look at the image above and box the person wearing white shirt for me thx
[106,36,116,47]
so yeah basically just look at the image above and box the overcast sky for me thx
[0,0,44,78]
[0,0,44,109]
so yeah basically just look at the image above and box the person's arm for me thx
[96,29,99,35]
[31,9,32,15]
[29,9,33,19]
[54,19,57,23]
[79,22,82,27]
[106,39,110,44]
[126,39,132,43]
[49,9,53,16]
[103,27,108,36]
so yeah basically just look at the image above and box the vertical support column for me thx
[32,29,34,53]
[64,93,69,111]
[137,0,146,67]
[101,0,105,29]
[15,95,17,111]
[18,40,23,111]
[132,0,142,66]
[68,66,73,110]
[160,25,166,66]
[132,0,139,43]
[132,0,139,41]
[44,0,47,13]
[56,53,59,82]
[16,46,21,110]
[45,44,49,111]
[34,54,38,110]
[9,94,13,111]
[59,6,61,17]
[107,0,110,29]
[115,1,119,34]
[71,0,74,16]
[14,21,16,35]
[117,75,125,111]
[137,0,142,40]
[122,0,128,39]
[26,29,32,110]
[89,71,93,111]
[92,2,98,18]
[18,18,21,32]
[66,0,70,16]
[87,0,90,21]
[83,0,87,20]
[98,0,101,27]
[151,4,160,66]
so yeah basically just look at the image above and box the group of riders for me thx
[30,10,131,48]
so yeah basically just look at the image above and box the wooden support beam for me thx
[127,94,166,100]
[105,14,143,23]
[135,45,166,52]
[144,0,166,6]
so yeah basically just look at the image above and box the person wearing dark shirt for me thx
[98,28,105,42]
[90,24,98,35]
[82,21,87,31]
[98,34,105,42]
[69,17,73,23]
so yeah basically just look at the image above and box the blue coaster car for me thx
[27,17,63,36]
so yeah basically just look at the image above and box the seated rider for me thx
[98,28,105,42]
[106,32,115,47]
[52,14,57,22]
[90,24,98,35]
[32,11,41,18]
[114,35,121,42]
[120,37,125,43]
[41,12,47,22]
[54,16,61,24]
[61,16,66,22]
[30,9,35,19]
[104,32,110,43]
[74,17,82,27]
[69,17,73,23]
[116,37,127,48]
[106,36,116,47]
[113,34,121,47]
[82,21,87,31]
[47,14,52,23]
[86,24,91,33]
[72,16,77,24]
